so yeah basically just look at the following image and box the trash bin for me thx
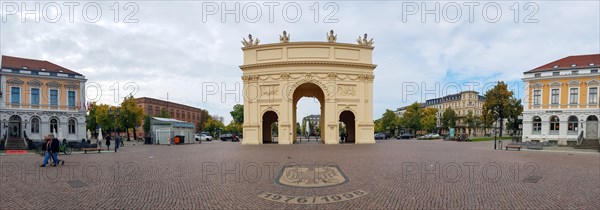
[175,135,185,144]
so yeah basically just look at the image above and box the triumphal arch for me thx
[240,31,376,145]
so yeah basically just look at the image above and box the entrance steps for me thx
[4,137,28,150]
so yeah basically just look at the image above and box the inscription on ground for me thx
[258,190,368,204]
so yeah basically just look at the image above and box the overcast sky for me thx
[1,1,599,123]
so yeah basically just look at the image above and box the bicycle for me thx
[59,143,73,155]
[35,142,72,155]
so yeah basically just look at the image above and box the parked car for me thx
[374,133,386,140]
[220,133,240,142]
[195,133,212,141]
[396,133,413,139]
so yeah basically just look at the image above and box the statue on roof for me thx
[357,33,374,46]
[327,30,337,43]
[242,34,260,47]
[279,30,290,43]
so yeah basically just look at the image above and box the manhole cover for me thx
[523,175,543,183]
[67,180,89,188]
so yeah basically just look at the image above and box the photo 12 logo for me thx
[1,1,140,23]
[401,1,539,23]
[202,1,339,23]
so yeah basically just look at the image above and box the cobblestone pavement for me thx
[1,140,599,209]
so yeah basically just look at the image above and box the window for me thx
[592,69,598,74]
[50,89,58,106]
[534,73,541,77]
[553,72,560,76]
[11,87,21,104]
[67,91,76,107]
[568,116,578,134]
[533,90,541,105]
[68,119,76,134]
[50,119,58,133]
[571,70,579,75]
[569,88,579,104]
[31,118,40,133]
[549,116,560,134]
[532,116,541,134]
[551,89,559,104]
[589,87,598,104]
[31,88,40,105]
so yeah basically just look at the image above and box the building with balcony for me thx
[1,55,87,149]
[423,91,486,136]
[522,54,600,146]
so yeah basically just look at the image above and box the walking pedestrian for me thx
[114,133,121,152]
[105,134,111,150]
[51,135,64,166]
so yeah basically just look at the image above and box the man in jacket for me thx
[40,134,64,167]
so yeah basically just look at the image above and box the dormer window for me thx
[591,63,595,66]
[571,64,576,67]
[22,66,28,69]
[41,68,46,71]
[553,65,559,69]
[59,70,64,72]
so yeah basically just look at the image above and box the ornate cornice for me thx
[239,61,377,70]
[27,79,43,87]
[46,81,62,88]
[7,78,24,86]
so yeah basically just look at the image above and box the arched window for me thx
[532,116,541,134]
[50,119,58,133]
[550,116,560,134]
[68,119,76,134]
[567,116,578,134]
[31,117,40,133]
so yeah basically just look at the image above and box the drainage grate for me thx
[523,175,543,183]
[67,180,89,188]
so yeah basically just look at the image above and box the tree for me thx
[204,118,224,137]
[86,102,99,137]
[197,110,210,131]
[464,110,475,136]
[481,106,495,136]
[441,107,456,131]
[230,104,244,124]
[505,98,523,136]
[296,122,301,135]
[119,95,144,141]
[378,109,399,135]
[143,115,152,137]
[156,108,171,118]
[224,121,242,134]
[400,102,422,135]
[420,107,438,132]
[94,104,115,135]
[483,81,515,137]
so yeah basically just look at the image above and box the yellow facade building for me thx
[1,55,87,149]
[522,54,599,146]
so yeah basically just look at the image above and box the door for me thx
[586,121,598,139]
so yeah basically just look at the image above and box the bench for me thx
[81,148,107,154]
[505,144,522,151]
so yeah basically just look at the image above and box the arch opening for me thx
[293,82,325,144]
[262,111,278,144]
[339,110,356,143]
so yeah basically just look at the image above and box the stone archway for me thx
[8,115,22,139]
[339,110,356,143]
[292,83,325,143]
[262,111,279,143]
[240,32,376,145]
